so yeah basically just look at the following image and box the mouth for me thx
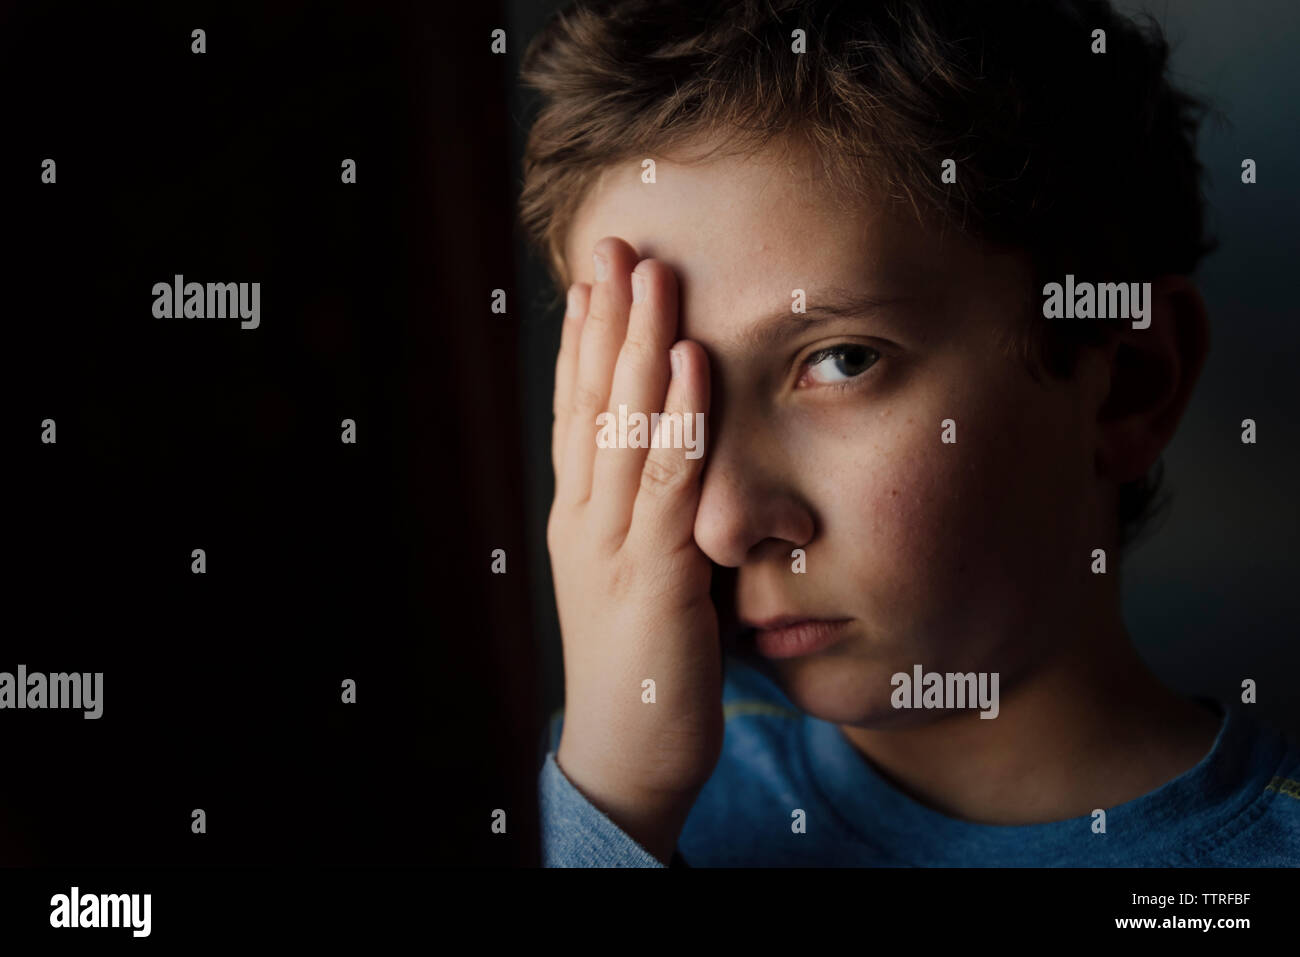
[738,616,853,659]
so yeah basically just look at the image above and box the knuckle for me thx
[640,453,686,496]
[546,502,582,554]
[618,335,658,372]
[584,301,616,329]
[570,383,606,418]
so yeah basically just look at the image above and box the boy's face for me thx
[564,135,1114,728]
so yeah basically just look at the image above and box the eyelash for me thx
[796,342,883,393]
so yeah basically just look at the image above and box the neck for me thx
[837,596,1220,825]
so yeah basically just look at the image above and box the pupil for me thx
[837,346,870,375]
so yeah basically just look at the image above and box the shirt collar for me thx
[798,696,1277,865]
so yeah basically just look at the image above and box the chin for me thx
[753,656,909,727]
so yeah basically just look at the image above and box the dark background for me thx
[2,0,1296,868]
[3,0,538,865]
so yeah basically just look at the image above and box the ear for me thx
[1094,275,1210,483]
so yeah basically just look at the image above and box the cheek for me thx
[807,374,1081,647]
[844,429,987,622]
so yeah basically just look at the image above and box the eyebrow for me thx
[725,288,911,352]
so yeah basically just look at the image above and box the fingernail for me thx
[670,346,683,379]
[631,271,646,303]
[566,284,579,316]
[593,252,609,282]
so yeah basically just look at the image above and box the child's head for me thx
[519,0,1214,724]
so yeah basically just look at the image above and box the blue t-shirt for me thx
[538,655,1300,866]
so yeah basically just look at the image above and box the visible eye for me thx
[797,343,881,389]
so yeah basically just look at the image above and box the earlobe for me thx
[1094,275,1210,484]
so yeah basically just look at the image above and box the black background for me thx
[3,0,539,865]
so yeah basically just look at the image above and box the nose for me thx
[692,409,816,568]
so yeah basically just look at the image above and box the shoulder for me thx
[1245,725,1300,859]
[1189,706,1300,866]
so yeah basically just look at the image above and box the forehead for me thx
[563,134,961,343]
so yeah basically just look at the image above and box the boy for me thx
[518,0,1300,866]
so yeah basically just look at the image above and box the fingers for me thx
[552,282,590,478]
[555,237,639,507]
[590,259,680,534]
[626,338,710,554]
